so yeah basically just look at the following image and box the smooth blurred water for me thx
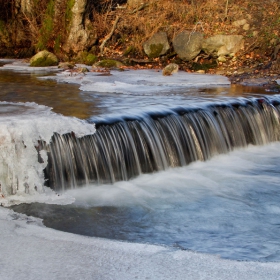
[1,65,280,262]
[11,143,280,261]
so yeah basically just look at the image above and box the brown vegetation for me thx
[0,0,279,79]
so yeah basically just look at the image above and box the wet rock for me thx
[173,31,204,61]
[29,50,59,67]
[58,62,75,70]
[76,67,89,74]
[143,32,170,58]
[241,78,269,86]
[94,59,124,68]
[202,35,244,57]
[162,63,179,76]
[196,70,205,74]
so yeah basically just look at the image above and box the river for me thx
[1,60,280,266]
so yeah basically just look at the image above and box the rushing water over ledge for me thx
[42,97,280,191]
[1,63,280,263]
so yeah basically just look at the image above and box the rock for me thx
[276,79,280,85]
[241,78,268,86]
[76,67,89,74]
[29,50,59,67]
[162,63,179,76]
[243,24,250,31]
[58,62,76,70]
[217,55,227,62]
[202,35,244,57]
[232,19,247,27]
[143,32,170,58]
[196,70,205,74]
[76,51,97,65]
[94,59,124,68]
[173,31,204,61]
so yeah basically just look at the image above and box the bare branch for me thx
[99,15,120,56]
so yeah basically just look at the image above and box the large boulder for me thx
[202,35,244,57]
[29,50,59,67]
[143,32,170,58]
[173,31,204,61]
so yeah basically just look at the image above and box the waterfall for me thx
[42,97,280,191]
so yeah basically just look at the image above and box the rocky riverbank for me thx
[1,1,279,91]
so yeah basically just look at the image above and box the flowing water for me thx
[1,62,280,262]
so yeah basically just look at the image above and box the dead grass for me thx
[90,0,280,59]
[0,0,279,61]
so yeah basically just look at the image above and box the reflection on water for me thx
[0,67,272,120]
[0,70,99,119]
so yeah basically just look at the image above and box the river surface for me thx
[1,63,280,262]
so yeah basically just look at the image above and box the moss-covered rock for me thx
[30,50,59,67]
[94,59,124,68]
[148,44,164,59]
[143,32,170,58]
[76,51,97,65]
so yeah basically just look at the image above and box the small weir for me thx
[42,97,280,191]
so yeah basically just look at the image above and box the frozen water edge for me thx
[0,60,62,73]
[0,61,230,94]
[51,68,231,94]
[0,102,95,204]
[1,206,280,280]
[1,60,279,279]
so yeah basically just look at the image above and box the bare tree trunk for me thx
[63,0,96,54]
[224,0,229,19]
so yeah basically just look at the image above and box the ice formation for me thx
[0,102,95,205]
